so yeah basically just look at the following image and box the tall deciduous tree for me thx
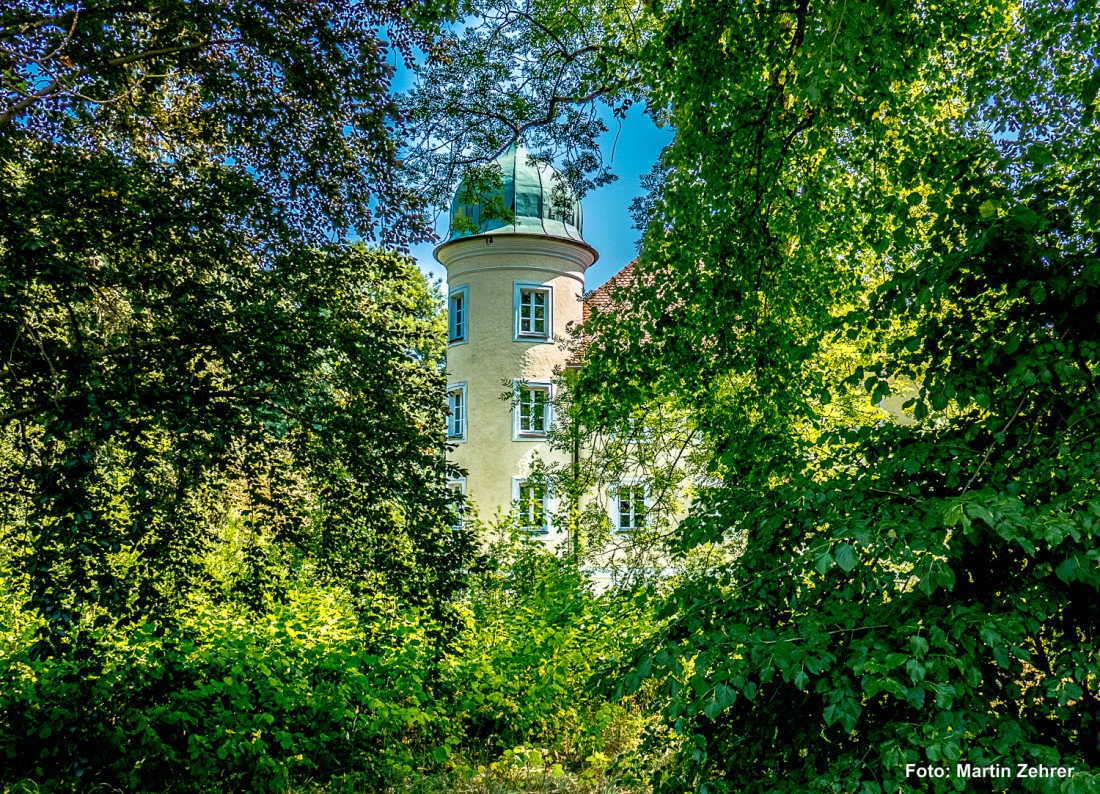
[414,0,1100,789]
[1,0,456,242]
[1,1,477,654]
[401,0,656,208]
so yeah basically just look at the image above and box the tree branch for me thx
[0,38,238,126]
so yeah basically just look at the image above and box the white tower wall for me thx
[437,233,595,530]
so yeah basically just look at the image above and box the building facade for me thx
[435,140,600,536]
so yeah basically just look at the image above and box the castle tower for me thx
[435,140,598,535]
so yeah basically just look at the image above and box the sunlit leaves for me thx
[548,0,1100,790]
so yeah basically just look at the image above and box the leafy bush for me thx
[0,535,660,793]
[439,533,655,766]
[0,588,444,792]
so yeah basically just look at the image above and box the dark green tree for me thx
[1,0,456,242]
[1,0,477,655]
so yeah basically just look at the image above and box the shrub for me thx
[0,589,443,792]
[439,536,654,765]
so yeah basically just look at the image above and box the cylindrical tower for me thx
[435,140,598,536]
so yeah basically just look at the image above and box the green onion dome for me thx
[448,139,585,242]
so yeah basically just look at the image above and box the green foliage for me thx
[1,2,661,790]
[583,0,1100,790]
[440,532,656,763]
[0,141,474,653]
[402,0,651,206]
[11,0,1100,789]
[0,587,443,791]
[522,367,724,585]
[0,537,656,792]
[623,487,1100,792]
[1,0,479,654]
[1,0,455,243]
[416,0,1100,790]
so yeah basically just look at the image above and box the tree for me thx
[401,0,656,210]
[414,0,1100,789]
[1,0,456,243]
[1,147,475,649]
[0,0,478,655]
[605,1,1100,790]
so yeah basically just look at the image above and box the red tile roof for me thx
[583,261,637,324]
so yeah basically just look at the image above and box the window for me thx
[613,481,650,531]
[447,478,467,529]
[608,412,652,442]
[519,289,547,336]
[513,477,550,534]
[448,285,468,344]
[513,380,551,438]
[447,382,467,441]
[513,282,552,341]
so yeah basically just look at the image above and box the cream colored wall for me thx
[436,234,596,532]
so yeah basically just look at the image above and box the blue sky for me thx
[409,105,674,292]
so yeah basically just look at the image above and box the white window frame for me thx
[513,281,553,342]
[512,380,552,440]
[611,479,651,532]
[447,382,467,442]
[447,477,467,529]
[448,285,469,345]
[512,476,552,534]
